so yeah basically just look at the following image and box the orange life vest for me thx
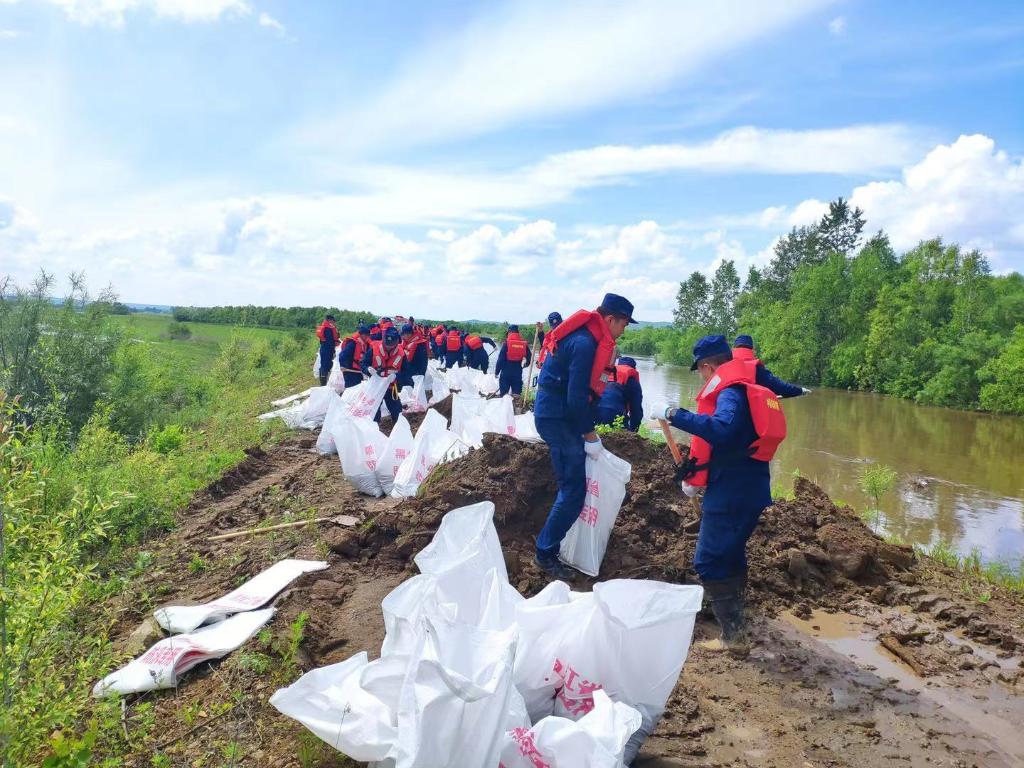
[379,319,394,331]
[446,331,462,352]
[434,332,446,345]
[404,336,427,363]
[546,309,616,400]
[370,341,405,374]
[465,334,484,351]
[316,320,337,344]
[343,334,368,367]
[614,364,640,386]
[731,346,760,365]
[537,333,555,365]
[685,359,787,487]
[505,332,528,363]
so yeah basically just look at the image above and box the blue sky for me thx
[2,0,1023,321]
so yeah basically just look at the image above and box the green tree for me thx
[707,260,740,336]
[673,272,710,329]
[979,325,1024,413]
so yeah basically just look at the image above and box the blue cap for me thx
[618,356,637,368]
[598,293,637,324]
[508,324,519,333]
[548,311,562,326]
[690,334,731,370]
[370,329,382,340]
[357,323,370,335]
[734,334,754,349]
[384,327,400,345]
[401,324,414,335]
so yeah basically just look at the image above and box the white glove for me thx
[680,481,700,498]
[802,387,812,395]
[646,400,673,421]
[367,366,378,377]
[584,436,603,458]
[387,372,397,383]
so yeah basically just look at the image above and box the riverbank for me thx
[82,426,1024,766]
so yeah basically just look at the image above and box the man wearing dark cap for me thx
[337,324,371,389]
[596,356,644,432]
[315,314,339,386]
[399,324,429,389]
[733,334,810,398]
[533,293,636,579]
[496,324,532,396]
[536,311,563,368]
[361,326,405,423]
[650,334,786,653]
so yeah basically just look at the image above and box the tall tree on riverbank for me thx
[673,272,710,329]
[708,260,740,336]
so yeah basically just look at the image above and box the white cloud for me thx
[257,11,288,37]
[828,16,846,36]
[0,28,22,38]
[297,0,833,152]
[446,219,557,277]
[29,0,251,27]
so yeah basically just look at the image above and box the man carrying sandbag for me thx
[649,335,786,654]
[361,326,406,423]
[533,293,636,580]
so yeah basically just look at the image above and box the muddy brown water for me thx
[633,355,1024,566]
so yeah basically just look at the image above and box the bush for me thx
[165,321,192,340]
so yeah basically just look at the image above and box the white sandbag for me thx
[499,690,641,768]
[476,372,500,396]
[344,374,391,420]
[270,651,399,763]
[393,615,519,768]
[377,415,415,495]
[450,392,486,442]
[390,411,467,498]
[154,559,327,634]
[326,364,346,394]
[408,375,428,413]
[428,375,450,406]
[445,365,473,393]
[299,386,336,427]
[558,447,632,577]
[414,501,507,582]
[483,395,516,437]
[315,392,349,454]
[514,411,543,443]
[93,609,274,697]
[337,417,388,496]
[313,351,321,379]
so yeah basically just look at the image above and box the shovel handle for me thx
[657,418,683,465]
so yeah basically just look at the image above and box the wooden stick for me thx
[657,418,683,465]
[879,633,929,677]
[207,515,358,543]
[523,322,542,399]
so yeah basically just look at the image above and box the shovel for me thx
[657,418,701,518]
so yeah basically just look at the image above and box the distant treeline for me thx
[618,198,1024,415]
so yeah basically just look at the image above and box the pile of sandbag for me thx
[271,502,703,767]
[259,385,337,429]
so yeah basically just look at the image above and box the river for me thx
[631,356,1024,566]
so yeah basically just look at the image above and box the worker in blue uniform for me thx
[464,334,494,373]
[595,356,644,432]
[533,294,636,580]
[650,335,775,653]
[361,327,405,423]
[399,324,428,388]
[337,324,371,388]
[732,334,810,398]
[443,326,464,369]
[496,325,532,396]
[315,315,338,386]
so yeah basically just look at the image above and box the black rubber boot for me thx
[699,576,750,655]
[535,554,578,581]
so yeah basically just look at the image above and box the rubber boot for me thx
[698,576,750,656]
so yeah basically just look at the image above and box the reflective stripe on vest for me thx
[371,341,405,374]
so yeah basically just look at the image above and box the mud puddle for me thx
[779,607,1024,764]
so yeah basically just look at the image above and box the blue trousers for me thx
[694,485,770,581]
[373,387,402,423]
[499,372,523,396]
[594,406,623,427]
[342,372,363,389]
[535,417,587,560]
[444,352,462,368]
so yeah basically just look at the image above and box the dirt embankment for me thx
[104,425,1024,767]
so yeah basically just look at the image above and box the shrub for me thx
[165,321,192,340]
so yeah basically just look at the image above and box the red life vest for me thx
[379,319,394,331]
[614,364,639,386]
[731,346,760,364]
[465,334,484,351]
[505,332,528,362]
[316,320,337,344]
[546,309,616,400]
[404,336,427,363]
[446,331,462,352]
[537,333,555,365]
[343,334,368,367]
[370,341,405,374]
[434,332,446,345]
[685,359,787,487]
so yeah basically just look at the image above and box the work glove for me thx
[366,366,377,377]
[802,387,812,395]
[583,436,603,458]
[387,372,397,384]
[646,400,674,421]
[680,481,700,498]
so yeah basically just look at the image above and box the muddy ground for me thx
[102,413,1024,767]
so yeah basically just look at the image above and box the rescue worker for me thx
[315,314,339,386]
[733,334,811,398]
[533,293,636,580]
[338,323,371,388]
[464,333,495,373]
[496,325,532,396]
[400,323,428,387]
[369,324,383,342]
[595,356,643,431]
[444,326,464,369]
[536,311,562,368]
[361,326,405,423]
[431,326,446,361]
[649,335,786,653]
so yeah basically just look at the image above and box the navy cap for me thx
[598,293,637,324]
[384,327,400,345]
[357,323,370,335]
[325,314,336,321]
[548,311,562,326]
[370,329,382,340]
[734,334,754,349]
[401,324,414,335]
[508,324,519,333]
[690,334,731,370]
[618,356,637,368]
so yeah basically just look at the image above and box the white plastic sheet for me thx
[558,448,632,577]
[377,415,415,495]
[154,559,327,634]
[337,417,389,496]
[499,690,641,768]
[93,609,274,697]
